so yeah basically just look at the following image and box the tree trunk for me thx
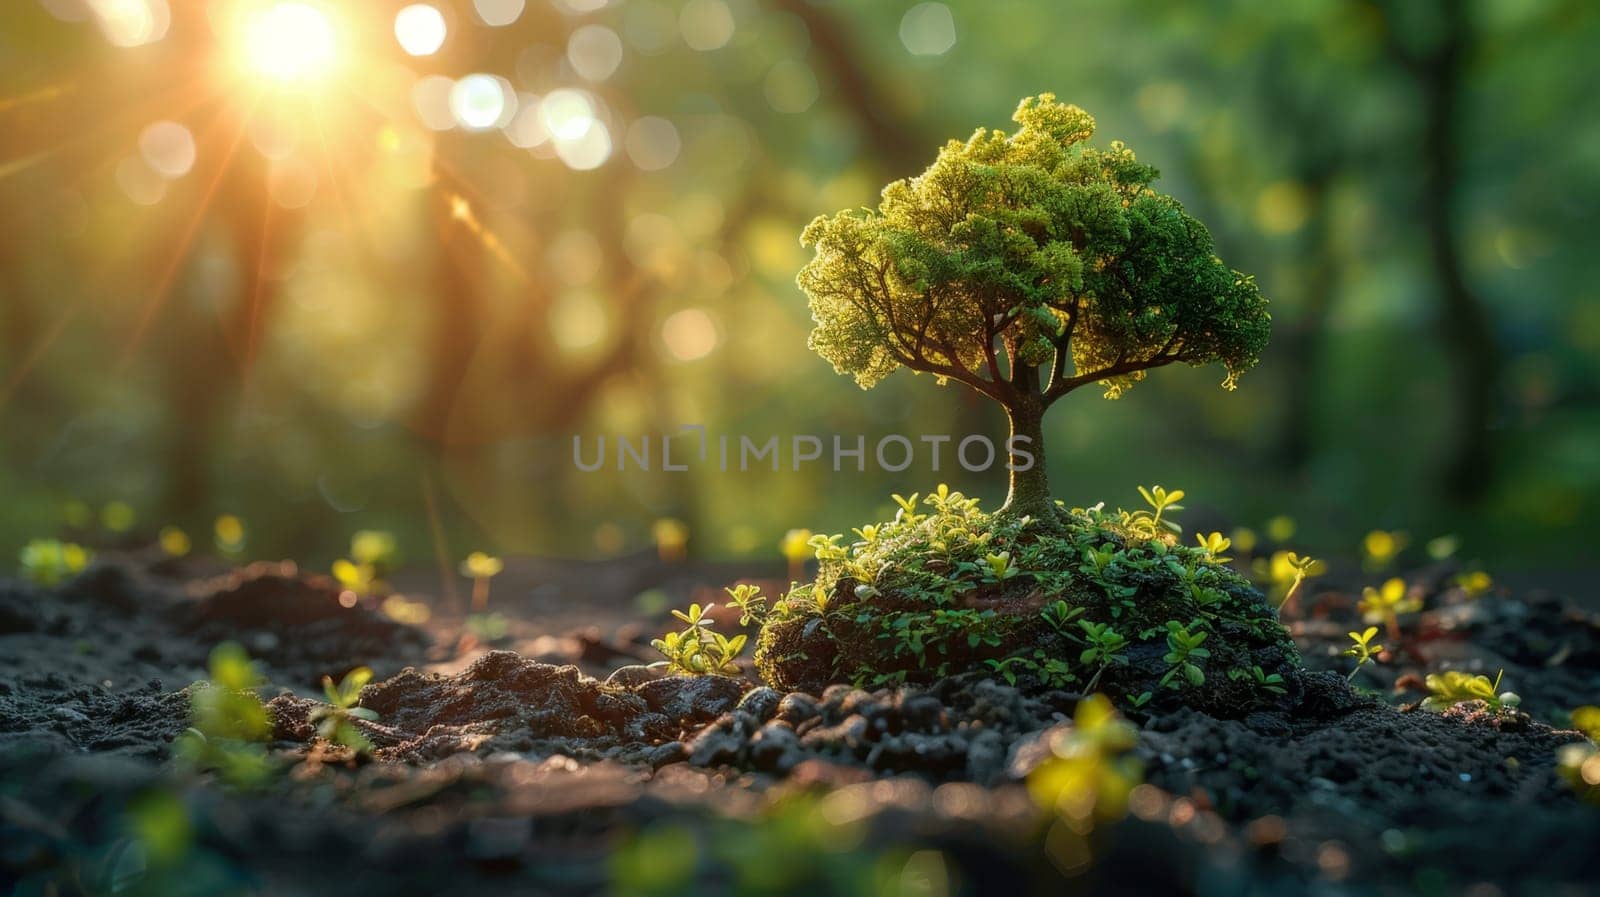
[1000,400,1055,521]
[1418,3,1497,500]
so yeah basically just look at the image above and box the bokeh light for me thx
[394,4,447,57]
[450,74,515,131]
[764,60,819,114]
[624,116,680,171]
[900,2,957,56]
[87,0,169,48]
[680,0,734,51]
[137,121,195,179]
[568,25,624,82]
[503,98,551,148]
[554,121,612,170]
[473,0,525,27]
[661,308,719,361]
[538,88,596,140]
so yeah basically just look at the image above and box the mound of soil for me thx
[267,651,746,765]
[181,562,430,686]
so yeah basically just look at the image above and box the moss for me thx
[754,487,1302,716]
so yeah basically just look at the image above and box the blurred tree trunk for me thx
[1377,0,1499,500]
[1274,177,1337,473]
[414,179,488,446]
[768,0,927,178]
[161,173,296,523]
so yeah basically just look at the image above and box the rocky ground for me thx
[1,552,1597,896]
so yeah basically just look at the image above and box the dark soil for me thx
[2,554,1597,896]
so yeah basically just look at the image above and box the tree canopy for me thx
[799,94,1271,409]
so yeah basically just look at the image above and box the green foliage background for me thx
[0,0,1596,569]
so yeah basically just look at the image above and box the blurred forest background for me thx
[1,0,1597,571]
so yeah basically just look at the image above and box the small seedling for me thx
[1343,626,1384,682]
[18,538,93,585]
[332,558,379,596]
[1040,599,1085,635]
[1426,535,1461,560]
[460,551,504,612]
[652,602,747,676]
[1130,485,1185,538]
[1572,706,1600,741]
[780,528,814,582]
[1027,695,1144,830]
[1362,529,1408,571]
[350,530,399,573]
[1272,552,1325,611]
[158,525,191,558]
[1455,570,1493,599]
[1421,669,1519,712]
[1159,621,1210,690]
[311,666,379,754]
[724,583,768,626]
[984,550,1017,582]
[1077,620,1129,693]
[1195,531,1232,563]
[1228,665,1287,695]
[1359,577,1421,642]
[174,642,275,787]
[464,611,509,643]
[654,518,690,563]
[214,515,247,557]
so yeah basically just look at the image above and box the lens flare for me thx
[238,2,337,83]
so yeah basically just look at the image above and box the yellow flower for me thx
[214,515,246,554]
[1359,578,1420,623]
[158,526,191,558]
[1456,570,1493,599]
[780,528,814,564]
[460,551,503,580]
[1362,530,1408,570]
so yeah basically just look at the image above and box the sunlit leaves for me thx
[1343,626,1383,682]
[798,94,1270,406]
[652,601,747,676]
[18,538,93,586]
[1421,669,1518,713]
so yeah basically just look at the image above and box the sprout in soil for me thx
[18,538,93,586]
[1359,577,1420,643]
[652,601,747,676]
[1343,626,1384,682]
[159,525,191,558]
[1421,669,1519,713]
[311,666,379,755]
[460,551,504,612]
[780,528,813,583]
[214,514,247,557]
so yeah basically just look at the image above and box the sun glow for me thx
[235,2,339,84]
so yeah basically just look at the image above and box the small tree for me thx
[799,95,1270,520]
